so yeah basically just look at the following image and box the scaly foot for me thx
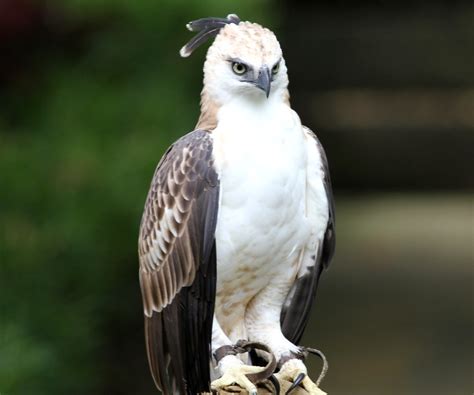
[212,355,268,395]
[276,359,327,395]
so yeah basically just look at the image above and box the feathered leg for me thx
[211,316,269,394]
[245,281,327,395]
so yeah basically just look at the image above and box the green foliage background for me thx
[1,1,472,394]
[0,1,274,394]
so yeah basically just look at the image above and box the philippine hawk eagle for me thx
[138,14,335,395]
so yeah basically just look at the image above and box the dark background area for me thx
[0,1,472,394]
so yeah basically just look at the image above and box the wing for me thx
[138,130,219,395]
[281,127,335,345]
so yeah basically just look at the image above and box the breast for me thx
[211,104,312,297]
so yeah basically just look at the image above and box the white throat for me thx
[211,92,305,186]
[216,93,295,134]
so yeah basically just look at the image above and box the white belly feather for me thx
[211,100,312,332]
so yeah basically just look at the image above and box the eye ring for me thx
[232,62,247,75]
[272,62,280,75]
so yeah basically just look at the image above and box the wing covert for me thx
[138,129,219,394]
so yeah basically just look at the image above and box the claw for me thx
[257,374,281,394]
[285,372,305,394]
[268,374,281,394]
[276,358,327,395]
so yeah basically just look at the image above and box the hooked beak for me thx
[254,66,271,98]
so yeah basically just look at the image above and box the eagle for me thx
[138,14,335,395]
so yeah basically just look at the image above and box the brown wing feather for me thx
[138,130,219,394]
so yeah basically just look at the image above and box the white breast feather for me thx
[210,98,328,328]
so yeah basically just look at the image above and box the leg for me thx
[211,315,267,395]
[245,281,326,395]
[245,280,299,360]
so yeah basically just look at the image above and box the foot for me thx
[212,355,268,395]
[276,359,327,395]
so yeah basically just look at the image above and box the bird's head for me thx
[180,15,289,105]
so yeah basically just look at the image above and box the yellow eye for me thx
[272,62,280,75]
[232,62,247,75]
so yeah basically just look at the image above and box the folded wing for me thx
[138,130,220,394]
[281,127,335,344]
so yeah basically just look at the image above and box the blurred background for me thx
[0,0,472,394]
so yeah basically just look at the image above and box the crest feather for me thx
[179,14,240,58]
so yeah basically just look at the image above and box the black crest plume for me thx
[179,14,241,58]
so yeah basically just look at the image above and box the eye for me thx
[232,62,247,75]
[272,62,280,75]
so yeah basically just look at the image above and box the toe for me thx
[237,374,257,395]
[211,365,263,394]
[301,376,327,395]
[277,358,327,395]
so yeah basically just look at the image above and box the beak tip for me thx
[255,66,272,98]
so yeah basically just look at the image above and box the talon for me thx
[277,358,327,395]
[268,374,280,394]
[258,374,280,394]
[285,372,305,394]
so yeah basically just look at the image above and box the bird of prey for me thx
[138,14,335,395]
